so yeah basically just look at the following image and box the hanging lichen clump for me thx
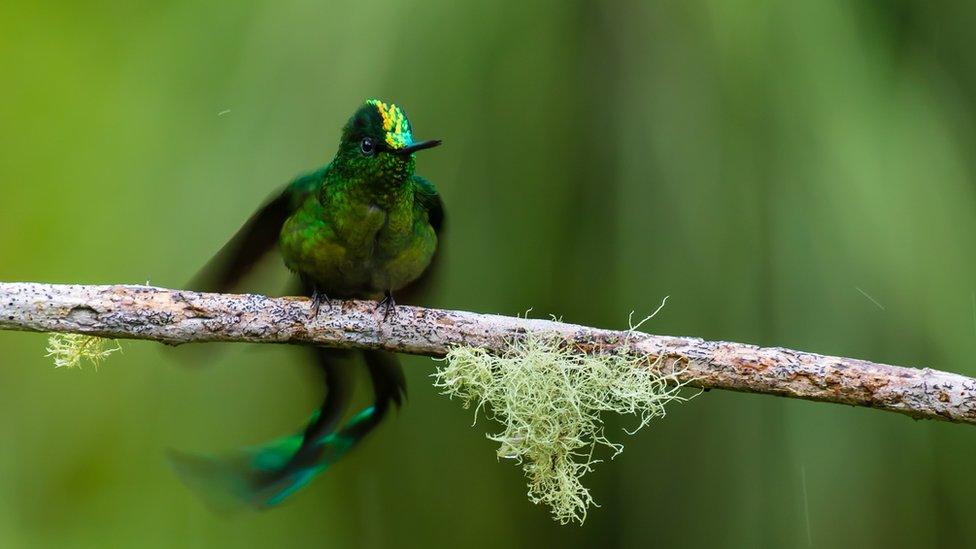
[433,332,695,524]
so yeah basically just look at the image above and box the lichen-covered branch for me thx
[1,282,974,425]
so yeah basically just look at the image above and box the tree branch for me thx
[1,282,974,425]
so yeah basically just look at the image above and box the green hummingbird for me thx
[171,99,444,509]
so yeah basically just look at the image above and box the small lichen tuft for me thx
[433,332,695,525]
[45,333,122,370]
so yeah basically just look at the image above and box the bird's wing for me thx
[396,175,446,305]
[188,168,326,293]
[412,174,444,233]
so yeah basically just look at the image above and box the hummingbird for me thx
[171,99,444,509]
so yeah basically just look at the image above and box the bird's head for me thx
[334,99,441,184]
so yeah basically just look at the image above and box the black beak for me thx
[394,139,442,155]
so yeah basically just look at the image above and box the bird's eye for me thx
[360,137,375,155]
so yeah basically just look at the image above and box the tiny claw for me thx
[375,291,396,321]
[309,288,331,319]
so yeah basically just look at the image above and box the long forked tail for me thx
[169,350,406,510]
[168,406,379,510]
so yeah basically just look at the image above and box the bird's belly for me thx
[279,210,435,298]
[370,223,437,292]
[279,212,370,297]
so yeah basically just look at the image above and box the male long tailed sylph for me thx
[171,100,443,508]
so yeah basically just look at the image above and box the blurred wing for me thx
[413,174,444,233]
[188,169,325,293]
[397,175,445,304]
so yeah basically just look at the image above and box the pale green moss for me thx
[45,333,121,370]
[433,331,695,525]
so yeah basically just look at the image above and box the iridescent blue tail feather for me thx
[170,406,379,510]
[171,349,405,509]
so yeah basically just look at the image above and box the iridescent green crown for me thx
[366,99,413,150]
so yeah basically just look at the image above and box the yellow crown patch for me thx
[367,99,413,150]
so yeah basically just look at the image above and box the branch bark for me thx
[1,282,974,425]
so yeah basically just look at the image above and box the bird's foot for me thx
[375,291,396,321]
[309,288,332,319]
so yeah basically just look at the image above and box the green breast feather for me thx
[278,171,439,298]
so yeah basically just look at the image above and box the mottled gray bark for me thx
[1,282,974,425]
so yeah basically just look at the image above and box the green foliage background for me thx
[3,1,976,547]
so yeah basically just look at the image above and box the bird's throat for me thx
[355,174,412,210]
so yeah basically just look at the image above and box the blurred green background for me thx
[3,1,976,547]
